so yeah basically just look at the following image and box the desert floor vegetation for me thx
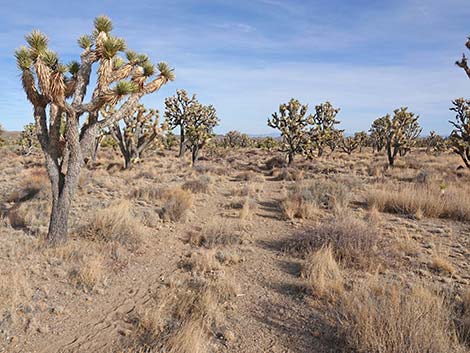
[0,146,470,353]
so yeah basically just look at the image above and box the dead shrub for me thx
[265,155,287,170]
[130,185,166,202]
[301,246,343,298]
[366,183,470,222]
[286,215,379,270]
[78,200,145,249]
[179,250,222,276]
[69,254,104,291]
[187,222,244,248]
[335,280,463,353]
[160,187,194,222]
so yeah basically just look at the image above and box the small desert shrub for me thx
[286,215,378,270]
[457,289,470,344]
[281,180,350,219]
[122,276,235,353]
[335,280,463,353]
[78,201,145,249]
[366,184,470,221]
[160,187,194,222]
[182,175,212,193]
[301,246,343,298]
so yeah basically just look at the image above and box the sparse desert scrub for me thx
[130,184,166,202]
[430,253,456,276]
[179,250,222,276]
[366,183,470,221]
[280,179,349,219]
[160,187,194,222]
[272,167,304,181]
[78,200,145,249]
[239,197,256,220]
[265,155,287,170]
[457,289,470,344]
[301,246,343,298]
[182,175,212,193]
[335,280,464,353]
[235,170,264,182]
[286,214,379,270]
[122,275,235,353]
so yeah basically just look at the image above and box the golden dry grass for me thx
[366,184,470,222]
[336,280,464,353]
[78,200,145,249]
[301,246,343,298]
[160,187,194,222]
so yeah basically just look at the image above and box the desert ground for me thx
[0,144,469,353]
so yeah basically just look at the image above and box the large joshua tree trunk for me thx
[287,152,294,166]
[178,125,186,157]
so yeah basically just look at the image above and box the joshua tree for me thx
[449,98,470,168]
[164,130,178,150]
[223,130,252,148]
[18,122,39,155]
[267,98,312,165]
[15,16,174,245]
[425,131,446,156]
[107,104,165,168]
[164,89,197,157]
[307,101,341,157]
[185,102,219,164]
[325,129,344,153]
[355,131,368,152]
[256,136,279,151]
[383,107,421,166]
[369,116,388,152]
[456,37,470,79]
[340,135,361,155]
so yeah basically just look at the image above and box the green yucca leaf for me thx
[157,62,175,81]
[137,53,149,64]
[78,35,93,49]
[57,64,68,74]
[125,50,138,63]
[94,15,113,33]
[101,36,126,59]
[68,61,80,75]
[142,61,155,77]
[15,46,33,70]
[114,81,138,95]
[25,30,48,53]
[113,56,125,69]
[42,50,59,68]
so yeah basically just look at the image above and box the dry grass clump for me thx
[286,215,379,270]
[430,254,456,276]
[0,265,31,318]
[122,276,235,353]
[179,250,222,276]
[231,183,261,198]
[69,254,104,291]
[301,246,343,298]
[239,197,256,220]
[457,289,470,344]
[78,200,145,249]
[130,185,166,202]
[160,187,194,222]
[182,175,212,194]
[366,183,470,222]
[281,180,350,220]
[187,221,244,248]
[335,280,463,353]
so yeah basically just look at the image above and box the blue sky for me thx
[0,0,469,134]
